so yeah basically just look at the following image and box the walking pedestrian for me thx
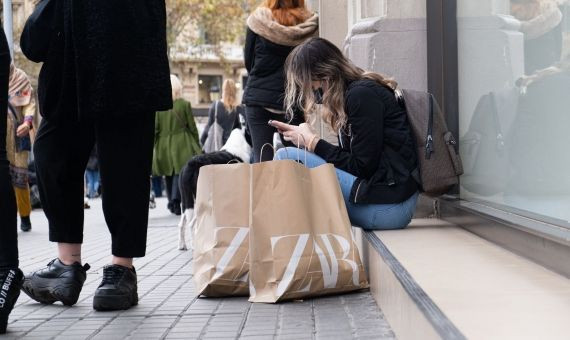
[200,79,243,152]
[0,26,24,335]
[85,146,100,199]
[6,64,36,232]
[272,38,420,230]
[22,1,172,311]
[243,0,318,162]
[153,75,201,216]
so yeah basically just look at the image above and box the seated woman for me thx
[271,37,419,230]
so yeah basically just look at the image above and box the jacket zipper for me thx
[348,124,354,152]
[354,180,363,203]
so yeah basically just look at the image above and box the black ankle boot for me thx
[21,259,90,306]
[20,216,31,232]
[0,268,24,334]
[93,265,138,311]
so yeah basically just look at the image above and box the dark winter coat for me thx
[314,80,419,204]
[200,101,243,146]
[243,7,318,110]
[37,0,172,122]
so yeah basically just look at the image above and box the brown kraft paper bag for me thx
[248,160,368,303]
[193,163,250,297]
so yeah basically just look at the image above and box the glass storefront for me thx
[457,0,570,226]
[198,75,222,104]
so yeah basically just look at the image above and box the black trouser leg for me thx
[245,106,303,163]
[171,175,180,204]
[0,27,18,269]
[165,176,173,204]
[34,119,95,244]
[96,112,155,258]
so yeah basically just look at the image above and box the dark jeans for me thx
[0,27,18,269]
[165,175,180,205]
[151,176,163,197]
[34,112,155,258]
[245,106,304,162]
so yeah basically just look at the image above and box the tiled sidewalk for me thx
[2,198,395,340]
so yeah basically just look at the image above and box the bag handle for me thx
[7,102,20,123]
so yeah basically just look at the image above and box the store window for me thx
[198,75,222,105]
[457,0,570,226]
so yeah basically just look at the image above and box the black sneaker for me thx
[21,259,90,306]
[93,265,138,311]
[20,216,31,232]
[0,268,24,334]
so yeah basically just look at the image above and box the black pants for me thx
[0,27,18,269]
[245,106,303,162]
[34,112,155,258]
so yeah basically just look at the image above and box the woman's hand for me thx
[16,123,31,138]
[269,121,319,151]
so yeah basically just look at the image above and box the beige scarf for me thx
[247,7,319,47]
[9,64,32,108]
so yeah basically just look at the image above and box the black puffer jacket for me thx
[37,0,172,121]
[314,80,419,204]
[243,7,318,110]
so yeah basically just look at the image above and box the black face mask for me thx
[313,87,324,105]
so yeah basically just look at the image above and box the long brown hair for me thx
[222,79,238,112]
[285,37,397,131]
[263,0,310,26]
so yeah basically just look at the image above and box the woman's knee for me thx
[274,147,298,160]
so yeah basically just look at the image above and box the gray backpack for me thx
[396,89,464,196]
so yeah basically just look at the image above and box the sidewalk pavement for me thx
[2,198,395,340]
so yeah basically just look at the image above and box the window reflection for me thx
[459,0,570,224]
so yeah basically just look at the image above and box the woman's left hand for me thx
[16,123,30,137]
[270,121,317,149]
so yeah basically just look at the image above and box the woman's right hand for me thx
[16,123,31,137]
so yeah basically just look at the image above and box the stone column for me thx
[308,0,351,144]
[344,0,428,91]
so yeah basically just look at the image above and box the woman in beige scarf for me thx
[6,64,36,232]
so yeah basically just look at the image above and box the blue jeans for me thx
[275,147,419,230]
[85,170,100,198]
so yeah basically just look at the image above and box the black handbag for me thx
[20,0,58,63]
[8,103,32,153]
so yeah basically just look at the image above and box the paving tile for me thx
[7,198,395,340]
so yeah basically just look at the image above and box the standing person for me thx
[0,26,24,335]
[200,79,243,151]
[6,64,36,232]
[153,75,201,216]
[271,38,420,230]
[22,1,172,311]
[243,0,318,162]
[85,146,100,199]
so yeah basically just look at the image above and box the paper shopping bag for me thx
[193,163,250,297]
[248,160,368,303]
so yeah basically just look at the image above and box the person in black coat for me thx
[271,38,420,230]
[243,0,318,162]
[22,0,173,312]
[0,25,24,335]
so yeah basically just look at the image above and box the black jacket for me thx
[200,101,243,146]
[243,28,293,110]
[38,0,172,121]
[314,80,419,204]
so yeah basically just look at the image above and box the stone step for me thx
[354,218,570,340]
